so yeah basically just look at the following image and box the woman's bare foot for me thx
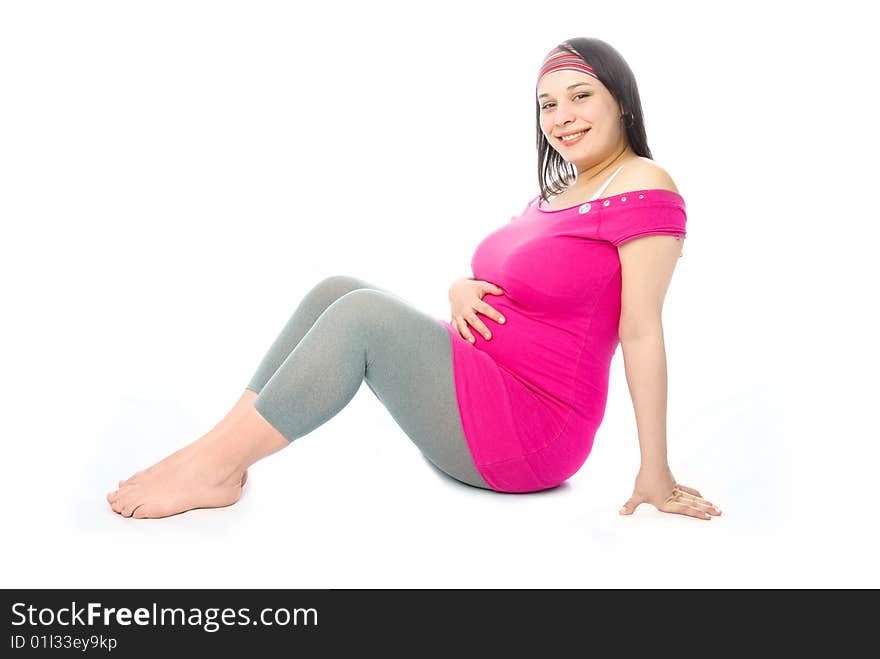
[117,390,258,489]
[107,390,289,518]
[108,448,245,518]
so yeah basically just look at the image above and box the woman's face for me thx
[537,69,625,167]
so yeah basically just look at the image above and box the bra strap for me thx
[588,164,626,201]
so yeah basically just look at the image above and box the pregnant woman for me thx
[107,37,721,521]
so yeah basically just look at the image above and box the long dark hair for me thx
[536,37,652,204]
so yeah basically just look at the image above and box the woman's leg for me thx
[115,276,390,489]
[245,275,395,394]
[250,286,491,490]
[107,279,489,518]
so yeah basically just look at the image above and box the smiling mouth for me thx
[556,129,590,144]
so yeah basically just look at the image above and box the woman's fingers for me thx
[455,304,505,343]
[466,312,493,340]
[454,317,476,344]
[675,484,702,498]
[477,301,506,325]
[677,496,721,515]
[662,498,712,520]
[672,487,721,514]
[619,495,641,515]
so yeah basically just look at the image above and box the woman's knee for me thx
[325,288,393,323]
[304,274,381,310]
[324,289,422,350]
[313,274,380,296]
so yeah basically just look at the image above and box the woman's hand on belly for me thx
[448,278,507,344]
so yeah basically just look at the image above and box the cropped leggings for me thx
[244,275,491,490]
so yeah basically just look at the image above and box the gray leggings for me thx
[244,275,491,490]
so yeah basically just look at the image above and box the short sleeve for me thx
[597,200,687,247]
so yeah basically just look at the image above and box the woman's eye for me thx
[540,93,590,110]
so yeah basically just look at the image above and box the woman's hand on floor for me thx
[618,464,722,520]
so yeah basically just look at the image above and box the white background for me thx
[1,0,877,588]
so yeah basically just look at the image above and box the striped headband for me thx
[536,41,598,87]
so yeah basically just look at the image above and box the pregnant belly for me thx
[470,300,582,414]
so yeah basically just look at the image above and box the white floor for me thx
[4,372,864,589]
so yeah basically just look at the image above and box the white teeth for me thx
[560,130,586,142]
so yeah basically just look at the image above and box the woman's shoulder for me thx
[613,157,680,197]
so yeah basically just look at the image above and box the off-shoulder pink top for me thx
[437,176,687,493]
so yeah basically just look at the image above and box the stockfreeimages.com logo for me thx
[11,601,318,633]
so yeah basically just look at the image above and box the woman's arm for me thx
[617,234,683,470]
[615,230,720,520]
[620,331,669,467]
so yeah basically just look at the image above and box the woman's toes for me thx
[121,500,140,517]
[107,490,117,503]
[131,501,166,519]
[112,486,136,512]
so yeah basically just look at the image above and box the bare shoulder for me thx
[614,156,680,196]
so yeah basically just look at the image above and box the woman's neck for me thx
[573,146,635,189]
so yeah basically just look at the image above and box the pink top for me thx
[438,186,687,493]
